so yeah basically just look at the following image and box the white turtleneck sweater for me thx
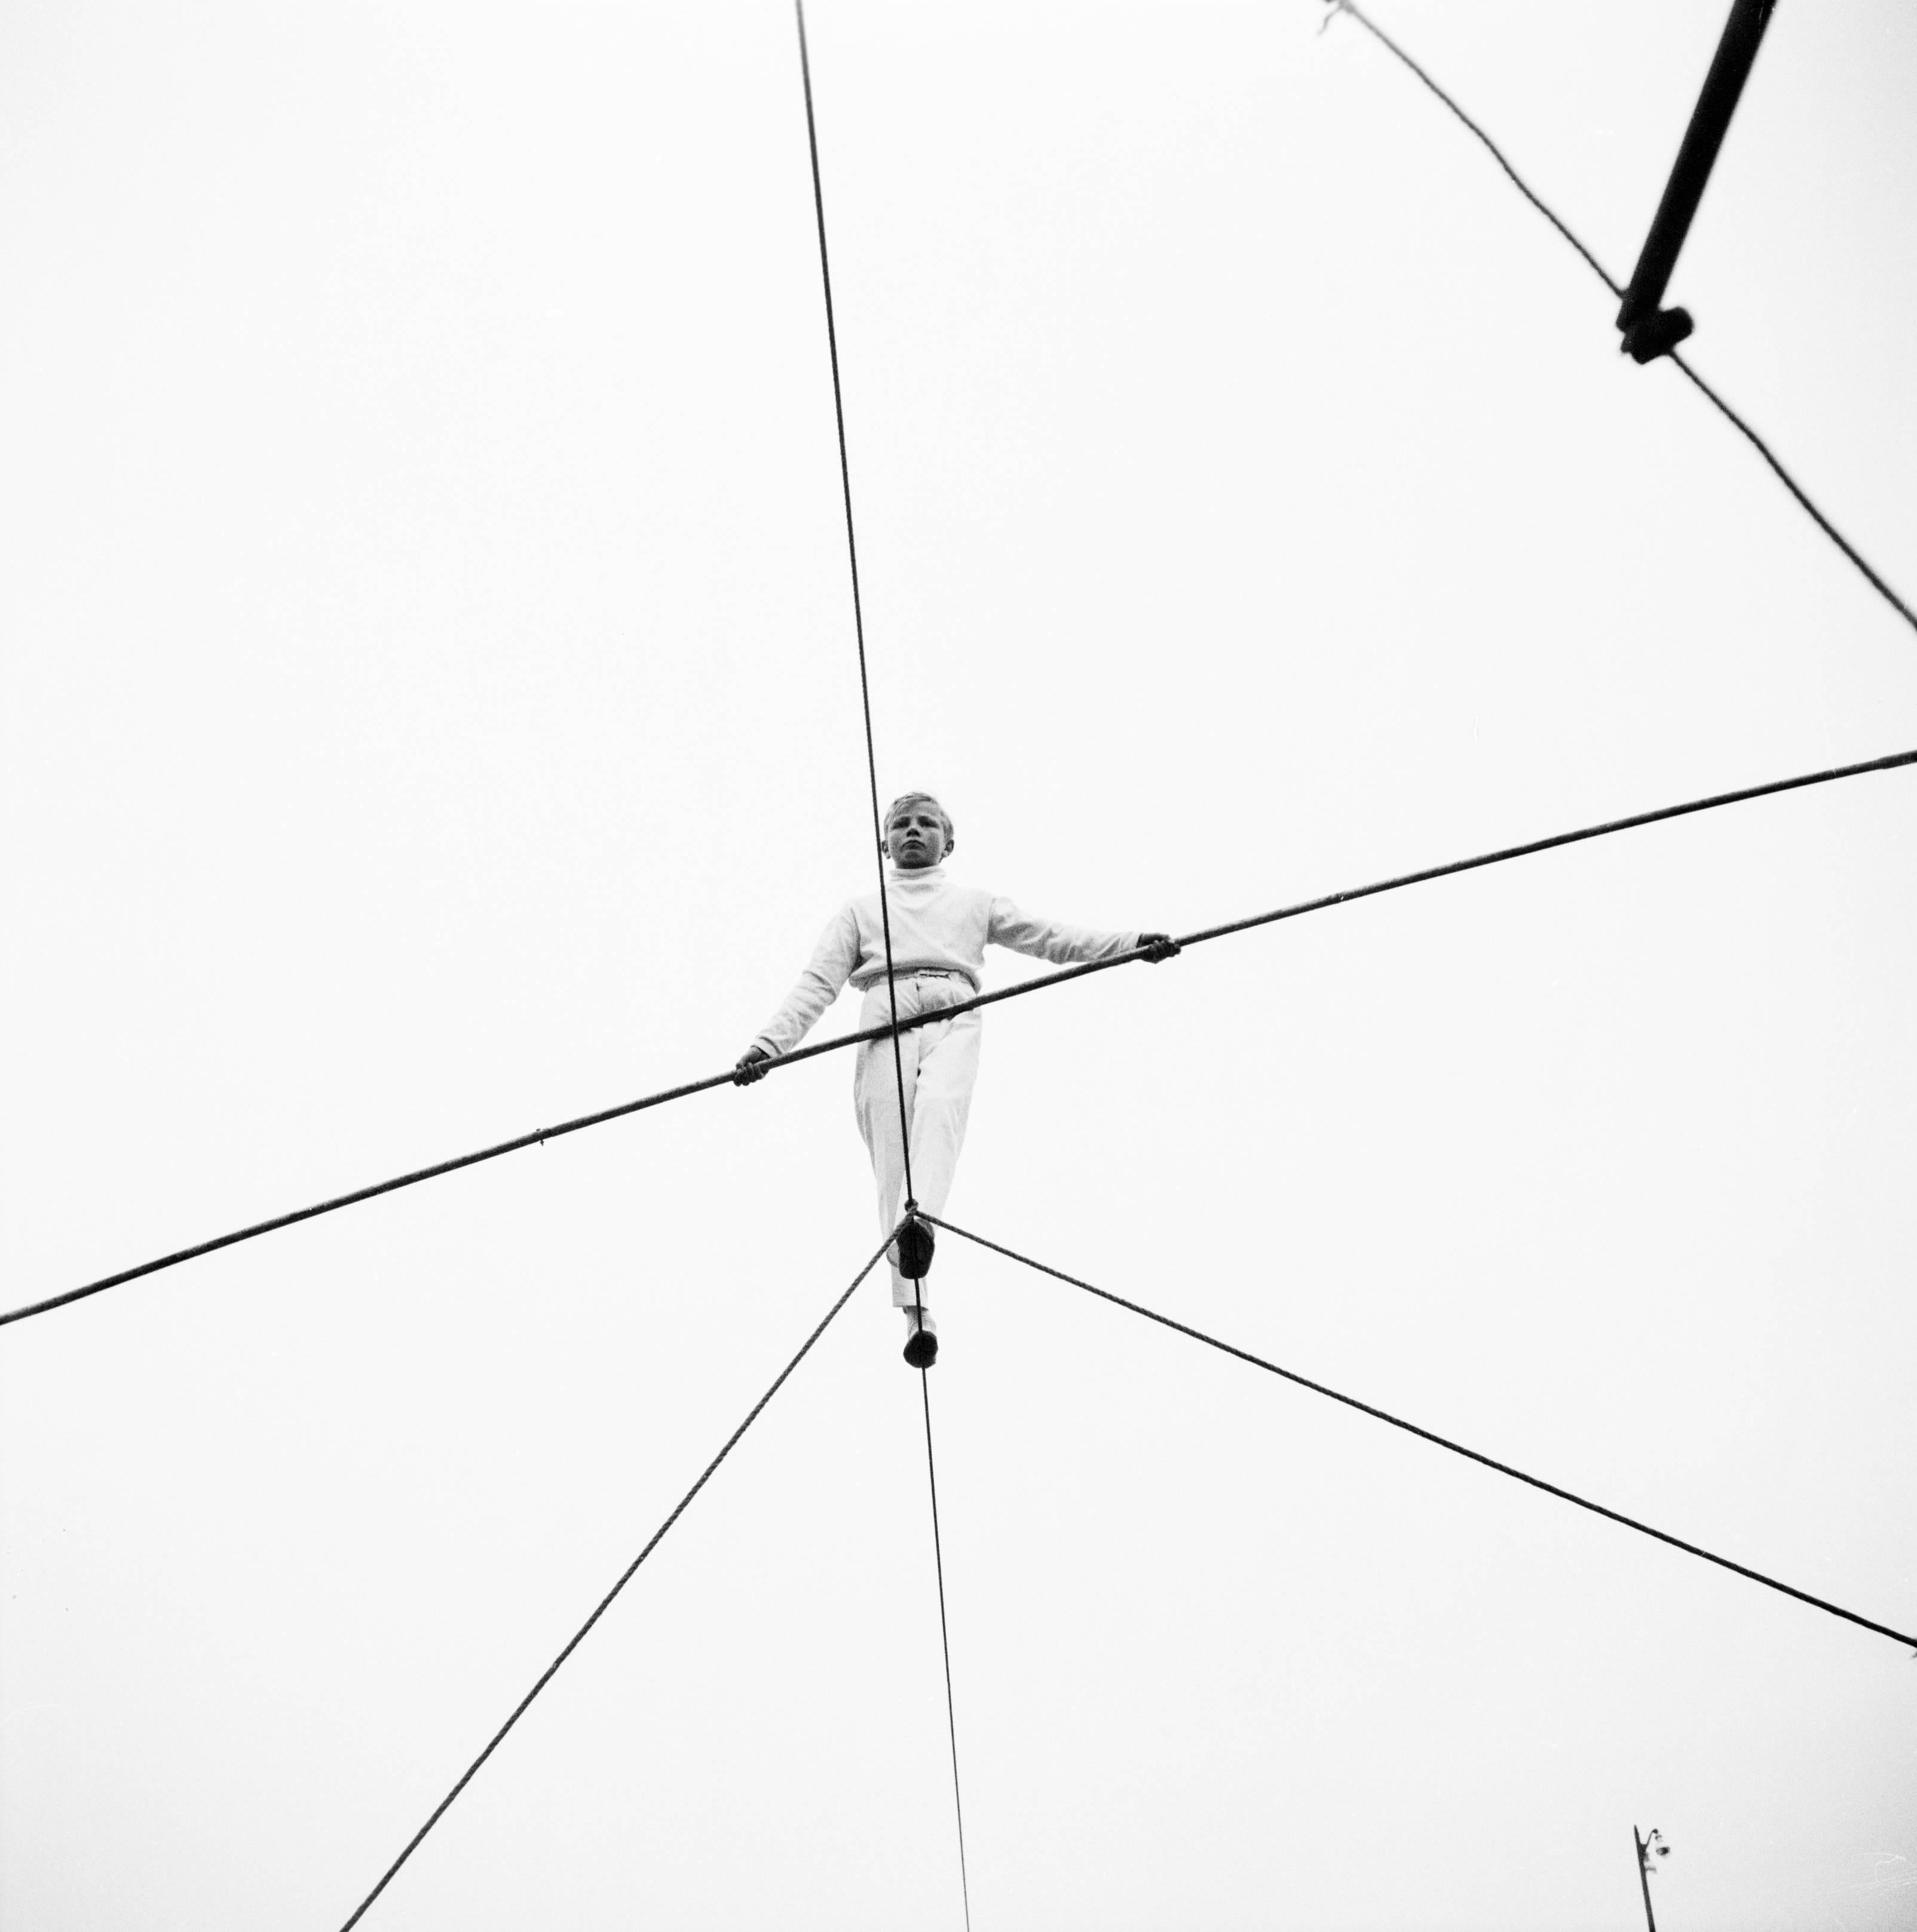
[751,865,1140,1059]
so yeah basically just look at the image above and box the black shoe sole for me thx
[902,1330,939,1368]
[896,1220,935,1280]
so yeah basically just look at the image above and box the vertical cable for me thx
[794,10,969,1917]
[919,1366,975,1931]
[792,0,920,1232]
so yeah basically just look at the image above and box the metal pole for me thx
[1633,1827,1660,1932]
[1616,0,1780,361]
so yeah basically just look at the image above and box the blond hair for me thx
[883,791,954,844]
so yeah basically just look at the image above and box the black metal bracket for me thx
[1616,0,1779,362]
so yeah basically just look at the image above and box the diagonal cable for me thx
[916,1364,974,1930]
[926,1214,1917,1655]
[10,744,1913,1330]
[793,0,918,1226]
[1667,349,1917,627]
[333,1235,890,1932]
[1326,0,1917,638]
[1328,0,1621,295]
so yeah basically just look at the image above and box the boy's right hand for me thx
[733,1047,771,1086]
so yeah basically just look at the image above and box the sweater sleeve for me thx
[987,896,1140,968]
[751,902,863,1057]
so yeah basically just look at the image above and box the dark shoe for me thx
[903,1325,939,1368]
[896,1217,935,1281]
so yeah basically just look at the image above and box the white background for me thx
[4,2,1915,1927]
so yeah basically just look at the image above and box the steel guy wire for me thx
[333,1233,892,1932]
[925,1214,1917,1655]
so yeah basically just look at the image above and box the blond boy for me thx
[736,792,1175,1365]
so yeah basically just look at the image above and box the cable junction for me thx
[333,1235,892,1932]
[926,1214,1917,1655]
[1325,0,1917,638]
[8,745,1913,1330]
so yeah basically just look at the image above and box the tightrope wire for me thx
[1327,0,1917,638]
[9,745,1913,1330]
[926,1214,1917,1655]
[333,1236,890,1932]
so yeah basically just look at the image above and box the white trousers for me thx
[854,973,982,1308]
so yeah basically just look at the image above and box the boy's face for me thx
[884,802,950,869]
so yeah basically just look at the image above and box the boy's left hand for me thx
[1138,932,1181,963]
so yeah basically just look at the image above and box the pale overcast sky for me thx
[4,3,1915,1928]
